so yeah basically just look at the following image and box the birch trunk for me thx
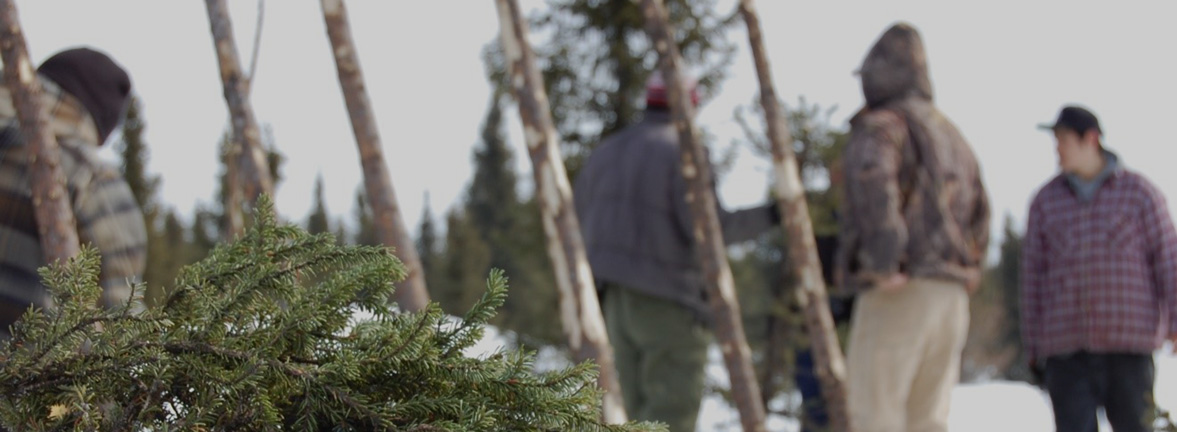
[319,0,429,312]
[0,0,81,264]
[639,0,767,430]
[204,0,274,213]
[222,138,245,240]
[737,1,853,430]
[494,0,626,423]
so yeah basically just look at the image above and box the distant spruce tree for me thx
[996,216,1028,381]
[434,209,493,320]
[115,97,158,213]
[306,174,331,236]
[415,197,441,289]
[524,0,739,177]
[115,96,166,305]
[351,189,380,247]
[0,197,664,432]
[462,93,561,347]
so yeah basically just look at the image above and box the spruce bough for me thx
[0,197,663,431]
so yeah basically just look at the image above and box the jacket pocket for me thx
[1106,210,1144,254]
[1044,223,1074,259]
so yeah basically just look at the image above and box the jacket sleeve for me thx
[74,170,148,311]
[671,148,775,247]
[1140,179,1177,337]
[1020,197,1048,362]
[842,113,908,279]
[717,202,776,245]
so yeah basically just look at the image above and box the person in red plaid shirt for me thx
[1022,105,1177,432]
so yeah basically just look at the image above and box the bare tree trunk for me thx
[493,0,626,423]
[204,0,274,213]
[222,139,245,240]
[639,1,767,430]
[221,0,265,241]
[738,1,852,430]
[0,0,81,264]
[319,0,429,313]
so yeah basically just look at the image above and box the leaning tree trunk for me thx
[738,1,852,430]
[222,139,246,240]
[221,0,266,241]
[319,0,430,312]
[204,0,274,217]
[0,0,81,264]
[494,0,627,423]
[639,1,767,430]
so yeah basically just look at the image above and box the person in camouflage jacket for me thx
[835,23,990,432]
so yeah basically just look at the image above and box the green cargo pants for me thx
[602,283,710,432]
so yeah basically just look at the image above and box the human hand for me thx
[963,268,982,295]
[876,273,909,293]
[1028,357,1046,388]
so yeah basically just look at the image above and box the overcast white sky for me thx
[13,1,1177,251]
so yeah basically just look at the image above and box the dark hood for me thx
[859,22,933,108]
[37,48,131,144]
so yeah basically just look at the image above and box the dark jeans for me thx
[794,296,853,432]
[794,349,829,432]
[1044,351,1155,432]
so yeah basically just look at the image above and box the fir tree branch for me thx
[1,201,660,431]
[319,382,386,430]
[9,354,158,398]
[389,309,434,360]
[23,314,165,369]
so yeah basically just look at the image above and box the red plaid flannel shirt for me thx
[1021,169,1177,361]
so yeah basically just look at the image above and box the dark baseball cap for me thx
[1038,105,1102,135]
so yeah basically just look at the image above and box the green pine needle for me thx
[0,195,665,432]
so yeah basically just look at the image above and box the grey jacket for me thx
[574,110,776,320]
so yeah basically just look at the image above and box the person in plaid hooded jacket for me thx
[0,48,146,339]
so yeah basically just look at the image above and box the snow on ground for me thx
[463,322,572,372]
[945,350,1175,432]
[697,344,1177,432]
[457,320,1176,431]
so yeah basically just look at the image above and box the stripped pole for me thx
[738,1,852,430]
[639,0,767,430]
[0,0,81,264]
[494,0,627,422]
[319,0,430,312]
[204,0,275,225]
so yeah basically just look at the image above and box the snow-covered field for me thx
[698,345,1177,432]
[465,323,1175,431]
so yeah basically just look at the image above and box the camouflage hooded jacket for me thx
[835,23,991,293]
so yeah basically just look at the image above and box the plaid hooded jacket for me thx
[0,77,146,333]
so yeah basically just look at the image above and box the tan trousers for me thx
[847,278,969,432]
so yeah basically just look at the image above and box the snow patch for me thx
[696,343,1177,431]
[352,309,1177,432]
